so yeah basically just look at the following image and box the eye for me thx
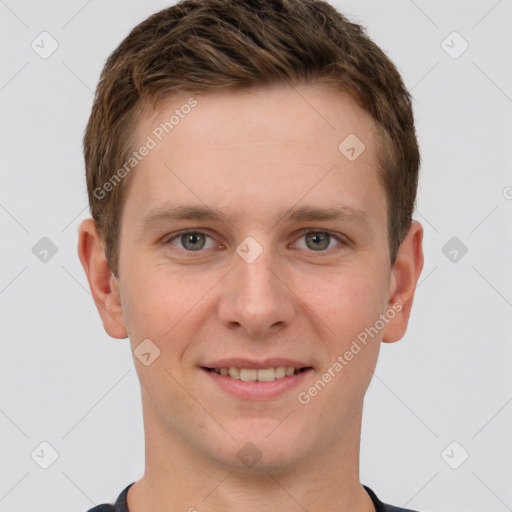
[164,228,345,253]
[166,230,218,251]
[293,229,343,252]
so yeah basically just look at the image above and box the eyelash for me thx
[164,228,347,255]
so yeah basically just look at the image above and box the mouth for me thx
[200,360,313,400]
[202,366,311,382]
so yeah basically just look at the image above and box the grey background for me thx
[1,1,511,511]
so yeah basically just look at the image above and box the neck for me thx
[127,401,375,512]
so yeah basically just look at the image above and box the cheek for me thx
[121,262,216,352]
[119,262,171,343]
[298,263,388,337]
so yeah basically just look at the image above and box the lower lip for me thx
[201,368,312,400]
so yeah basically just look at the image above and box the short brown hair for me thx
[84,0,420,277]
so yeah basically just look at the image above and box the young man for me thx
[78,1,424,511]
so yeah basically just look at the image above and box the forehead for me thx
[124,83,385,227]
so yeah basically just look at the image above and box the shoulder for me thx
[84,483,134,512]
[381,505,421,512]
[363,485,421,512]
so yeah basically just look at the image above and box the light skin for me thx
[78,83,423,512]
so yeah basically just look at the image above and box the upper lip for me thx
[202,358,312,370]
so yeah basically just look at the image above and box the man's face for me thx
[109,84,401,470]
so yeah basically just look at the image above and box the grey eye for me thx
[300,231,339,251]
[180,232,206,251]
[168,231,216,251]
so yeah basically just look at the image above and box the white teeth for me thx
[213,366,305,381]
[240,368,258,381]
[257,368,275,382]
[228,367,240,379]
[275,366,286,379]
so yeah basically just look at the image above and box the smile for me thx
[202,365,313,400]
[205,366,309,381]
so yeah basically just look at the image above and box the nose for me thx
[217,242,296,338]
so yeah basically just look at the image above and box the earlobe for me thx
[381,221,424,343]
[77,219,128,339]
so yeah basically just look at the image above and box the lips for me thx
[202,358,311,370]
[201,358,312,383]
[202,360,313,400]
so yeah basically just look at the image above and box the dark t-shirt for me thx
[86,483,420,512]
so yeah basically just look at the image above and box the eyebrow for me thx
[138,204,370,232]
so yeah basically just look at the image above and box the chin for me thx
[209,422,310,473]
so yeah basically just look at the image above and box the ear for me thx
[77,218,128,339]
[381,220,424,343]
